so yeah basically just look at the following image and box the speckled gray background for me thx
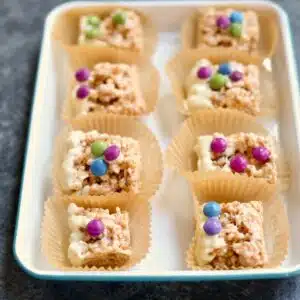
[1,0,300,299]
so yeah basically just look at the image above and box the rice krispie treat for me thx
[73,63,146,116]
[194,132,276,183]
[78,9,143,51]
[68,203,131,267]
[185,59,260,115]
[195,201,267,269]
[198,9,259,53]
[62,130,141,195]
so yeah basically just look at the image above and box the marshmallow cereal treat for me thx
[194,133,277,184]
[185,59,260,115]
[67,203,131,267]
[194,201,267,269]
[198,9,259,53]
[78,9,143,51]
[62,130,141,196]
[73,63,146,116]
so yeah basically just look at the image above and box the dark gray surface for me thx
[1,0,300,299]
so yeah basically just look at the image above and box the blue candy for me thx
[203,201,221,218]
[90,158,108,176]
[218,63,231,75]
[230,11,243,24]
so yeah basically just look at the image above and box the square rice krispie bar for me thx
[73,62,146,116]
[67,203,131,267]
[185,59,260,115]
[78,9,143,51]
[194,132,277,183]
[195,200,267,269]
[198,8,259,53]
[62,130,141,195]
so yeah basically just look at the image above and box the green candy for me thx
[85,28,100,39]
[209,73,227,90]
[230,23,242,38]
[112,12,126,25]
[91,141,108,157]
[87,15,101,27]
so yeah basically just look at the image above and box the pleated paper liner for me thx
[165,47,277,117]
[62,47,160,121]
[53,115,163,200]
[181,5,278,58]
[51,5,157,58]
[41,194,151,271]
[165,109,289,192]
[186,181,289,270]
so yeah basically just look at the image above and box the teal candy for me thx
[203,201,221,217]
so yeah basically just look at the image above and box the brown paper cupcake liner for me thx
[41,194,151,271]
[181,5,278,58]
[165,48,276,117]
[53,115,163,200]
[165,109,289,192]
[62,47,160,121]
[186,184,289,270]
[51,5,157,57]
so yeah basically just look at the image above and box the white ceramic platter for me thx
[13,1,300,281]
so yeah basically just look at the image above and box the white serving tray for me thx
[13,1,300,281]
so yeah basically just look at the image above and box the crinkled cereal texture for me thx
[74,62,145,116]
[198,8,259,53]
[185,59,260,116]
[67,203,131,267]
[79,10,143,51]
[195,201,267,270]
[194,132,277,183]
[62,130,141,196]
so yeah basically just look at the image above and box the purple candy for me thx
[230,154,248,173]
[216,15,230,29]
[210,137,227,153]
[75,68,90,82]
[76,85,90,99]
[252,146,270,163]
[197,66,212,79]
[203,218,222,236]
[104,145,120,161]
[86,219,104,237]
[230,71,243,82]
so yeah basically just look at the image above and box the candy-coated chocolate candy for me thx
[197,66,212,79]
[91,141,108,157]
[85,28,100,39]
[75,68,90,82]
[252,146,270,163]
[218,63,231,75]
[209,73,227,90]
[112,12,126,25]
[216,15,230,29]
[203,218,222,236]
[210,137,227,153]
[230,154,248,173]
[104,145,120,161]
[90,158,108,176]
[230,23,242,38]
[230,71,243,82]
[87,219,104,237]
[230,11,243,24]
[87,15,101,26]
[76,85,90,99]
[203,202,221,217]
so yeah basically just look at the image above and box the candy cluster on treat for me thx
[210,136,271,173]
[90,141,121,176]
[82,12,127,41]
[75,67,91,100]
[197,62,244,91]
[216,11,243,38]
[202,201,222,236]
